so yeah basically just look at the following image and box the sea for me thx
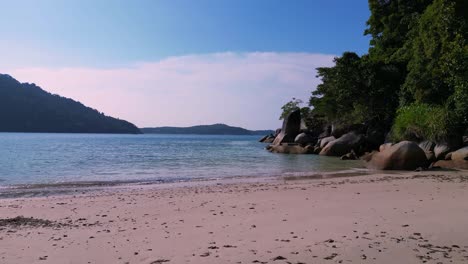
[0,133,364,193]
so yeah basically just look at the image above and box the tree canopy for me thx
[306,0,467,141]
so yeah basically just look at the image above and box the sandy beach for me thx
[1,170,468,264]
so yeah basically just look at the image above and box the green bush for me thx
[391,103,449,141]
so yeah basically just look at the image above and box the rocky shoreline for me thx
[261,109,468,170]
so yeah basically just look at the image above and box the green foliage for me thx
[402,0,468,106]
[366,0,433,63]
[310,52,403,129]
[279,98,303,120]
[305,0,467,141]
[391,103,449,141]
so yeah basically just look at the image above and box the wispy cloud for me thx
[3,52,335,129]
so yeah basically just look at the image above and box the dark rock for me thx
[420,141,436,163]
[434,143,451,160]
[331,124,367,138]
[365,128,386,151]
[317,125,332,139]
[319,136,336,148]
[319,132,364,157]
[419,141,436,152]
[434,137,463,160]
[425,151,436,163]
[272,110,301,145]
[364,141,428,170]
[313,146,322,154]
[294,133,315,145]
[259,134,275,143]
[341,150,358,160]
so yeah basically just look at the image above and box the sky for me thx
[0,0,371,129]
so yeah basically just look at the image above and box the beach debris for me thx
[272,255,286,260]
[150,260,170,264]
[0,216,69,230]
[324,253,338,260]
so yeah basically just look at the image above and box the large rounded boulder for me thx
[319,132,364,157]
[434,143,452,160]
[272,109,301,145]
[294,133,315,145]
[451,146,468,161]
[319,136,336,148]
[364,141,428,170]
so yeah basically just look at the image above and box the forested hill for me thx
[141,124,273,135]
[0,74,141,134]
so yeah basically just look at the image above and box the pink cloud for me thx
[3,52,335,129]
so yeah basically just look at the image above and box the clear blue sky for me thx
[1,0,370,67]
[1,0,371,129]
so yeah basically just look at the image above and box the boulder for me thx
[331,124,367,138]
[445,152,453,160]
[418,141,436,162]
[268,143,314,154]
[259,134,275,143]
[434,137,463,160]
[319,136,336,148]
[341,150,358,160]
[364,141,428,170]
[319,132,364,157]
[425,151,436,163]
[313,146,322,154]
[317,125,332,139]
[434,143,452,160]
[272,110,301,145]
[274,128,282,137]
[419,141,435,153]
[379,143,393,152]
[451,146,468,161]
[433,160,468,170]
[294,133,315,145]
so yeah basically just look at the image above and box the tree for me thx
[402,0,467,111]
[365,0,433,64]
[309,52,403,130]
[279,98,303,120]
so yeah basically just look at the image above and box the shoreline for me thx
[0,168,371,199]
[1,170,468,263]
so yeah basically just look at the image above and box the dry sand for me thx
[1,170,468,264]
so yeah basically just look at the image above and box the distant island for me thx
[141,124,273,135]
[0,74,141,134]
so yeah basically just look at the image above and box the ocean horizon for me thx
[0,133,363,188]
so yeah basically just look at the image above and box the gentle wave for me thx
[0,133,363,189]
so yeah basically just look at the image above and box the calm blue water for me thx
[0,133,362,186]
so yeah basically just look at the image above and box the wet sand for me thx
[1,170,468,264]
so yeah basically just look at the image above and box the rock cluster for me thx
[260,110,468,171]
